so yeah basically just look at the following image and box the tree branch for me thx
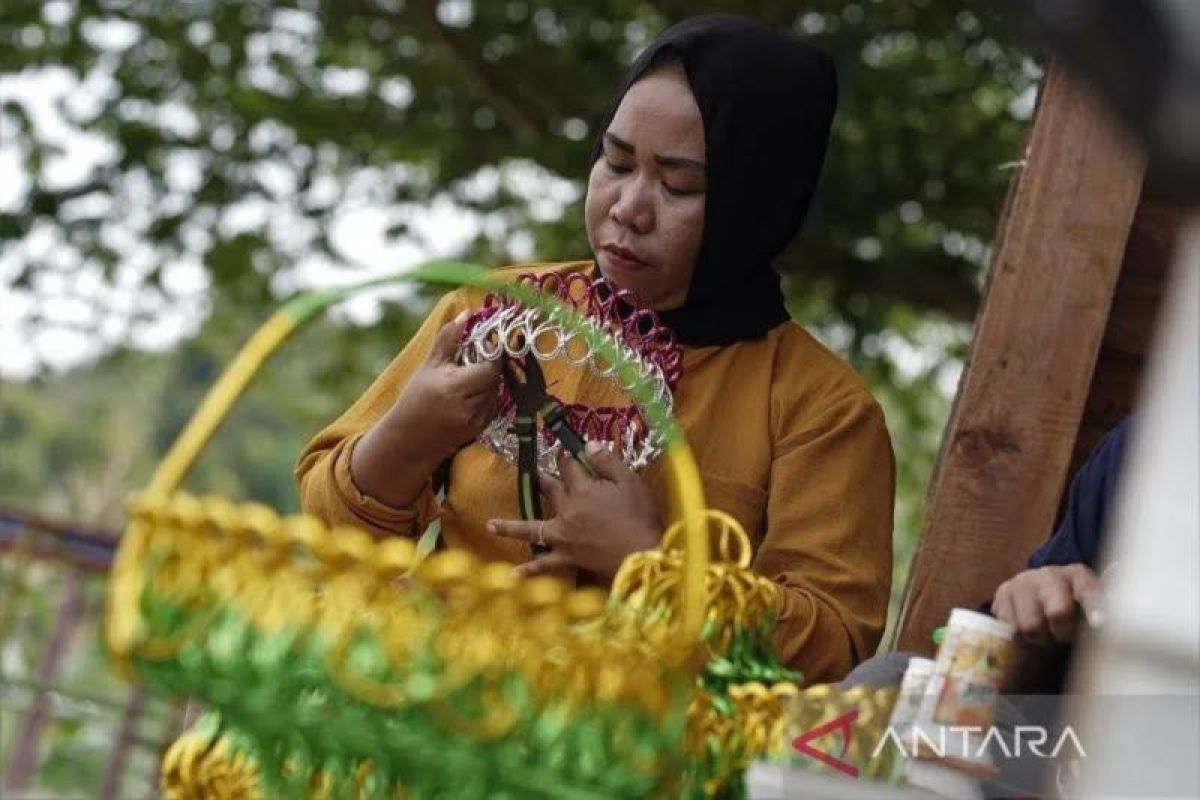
[407,0,549,140]
[785,245,981,322]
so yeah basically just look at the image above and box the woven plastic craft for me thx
[462,270,683,475]
[103,262,893,799]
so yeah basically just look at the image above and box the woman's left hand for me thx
[488,441,662,580]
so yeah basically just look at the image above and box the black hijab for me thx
[589,15,838,346]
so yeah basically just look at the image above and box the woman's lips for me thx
[603,245,649,272]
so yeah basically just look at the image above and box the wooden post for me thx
[1062,197,1183,488]
[895,65,1146,652]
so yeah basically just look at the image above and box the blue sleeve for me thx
[1025,417,1133,572]
[978,417,1133,615]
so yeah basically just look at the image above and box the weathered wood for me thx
[895,65,1145,653]
[1060,198,1183,497]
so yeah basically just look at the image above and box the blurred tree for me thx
[1,0,1035,358]
[0,315,408,796]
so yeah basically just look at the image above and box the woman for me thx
[297,15,894,683]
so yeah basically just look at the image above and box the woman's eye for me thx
[664,183,702,197]
[605,159,633,175]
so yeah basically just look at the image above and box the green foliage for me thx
[2,0,1033,339]
[0,308,426,797]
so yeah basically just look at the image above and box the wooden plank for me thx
[894,65,1145,653]
[1060,197,1183,498]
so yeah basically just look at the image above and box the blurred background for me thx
[0,1,1038,796]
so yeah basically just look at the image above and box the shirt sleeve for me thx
[294,290,471,538]
[1025,416,1132,572]
[753,390,895,684]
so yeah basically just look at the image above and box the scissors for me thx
[500,351,597,555]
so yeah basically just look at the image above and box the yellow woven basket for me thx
[102,261,882,799]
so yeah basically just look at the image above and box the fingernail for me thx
[1085,607,1106,629]
[585,441,604,455]
[486,521,497,533]
[454,310,468,324]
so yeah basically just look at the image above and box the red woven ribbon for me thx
[463,272,682,449]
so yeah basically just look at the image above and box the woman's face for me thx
[585,62,706,310]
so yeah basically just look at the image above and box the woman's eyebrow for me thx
[604,132,705,172]
[604,132,636,154]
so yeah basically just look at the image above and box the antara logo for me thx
[790,709,860,778]
[871,724,1088,761]
[791,713,1089,779]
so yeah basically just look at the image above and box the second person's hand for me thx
[991,564,1105,646]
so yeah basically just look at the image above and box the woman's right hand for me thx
[386,311,501,458]
[350,311,500,508]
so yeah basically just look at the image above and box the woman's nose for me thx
[609,178,654,234]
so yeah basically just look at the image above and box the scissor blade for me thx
[501,355,540,413]
[521,350,548,397]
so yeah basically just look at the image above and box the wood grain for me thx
[1060,198,1182,503]
[894,65,1146,653]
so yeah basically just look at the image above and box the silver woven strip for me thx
[459,305,673,476]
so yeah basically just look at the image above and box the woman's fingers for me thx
[514,551,574,578]
[429,311,469,363]
[537,471,568,505]
[487,518,561,546]
[557,441,630,488]
[582,440,631,482]
[557,447,591,489]
[489,518,577,578]
[456,358,502,394]
[467,386,499,424]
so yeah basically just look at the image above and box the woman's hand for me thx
[385,311,501,458]
[350,312,500,508]
[488,442,662,580]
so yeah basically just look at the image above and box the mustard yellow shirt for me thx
[296,261,894,682]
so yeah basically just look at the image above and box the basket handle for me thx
[142,261,711,641]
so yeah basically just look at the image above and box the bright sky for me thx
[0,62,583,381]
[0,15,970,396]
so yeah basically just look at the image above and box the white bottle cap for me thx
[946,608,1014,641]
